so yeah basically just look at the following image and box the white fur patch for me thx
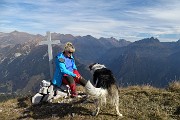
[91,63,106,72]
[85,81,107,97]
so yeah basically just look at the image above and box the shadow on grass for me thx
[17,96,29,108]
[17,97,92,119]
[174,106,180,115]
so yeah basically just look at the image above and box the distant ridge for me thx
[0,31,130,93]
[0,31,180,94]
[98,37,180,87]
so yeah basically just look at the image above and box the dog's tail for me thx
[108,84,119,106]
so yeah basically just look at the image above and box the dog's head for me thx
[89,63,106,72]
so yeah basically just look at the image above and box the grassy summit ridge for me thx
[0,81,179,120]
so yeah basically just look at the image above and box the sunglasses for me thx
[68,51,73,54]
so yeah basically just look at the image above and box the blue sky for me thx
[1,0,180,42]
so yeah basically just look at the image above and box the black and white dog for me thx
[85,63,122,117]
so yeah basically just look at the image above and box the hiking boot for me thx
[70,92,78,98]
[69,83,77,98]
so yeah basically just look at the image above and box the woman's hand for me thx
[75,74,82,79]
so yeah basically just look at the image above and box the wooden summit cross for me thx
[39,31,61,79]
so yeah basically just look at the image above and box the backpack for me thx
[32,80,70,104]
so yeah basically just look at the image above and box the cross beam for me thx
[39,31,61,79]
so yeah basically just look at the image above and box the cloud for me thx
[1,0,180,42]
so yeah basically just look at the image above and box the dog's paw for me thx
[117,113,123,117]
[91,111,98,116]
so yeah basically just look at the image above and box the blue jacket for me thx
[52,52,77,87]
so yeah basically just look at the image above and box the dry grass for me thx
[0,82,180,120]
[167,81,180,93]
[119,84,180,120]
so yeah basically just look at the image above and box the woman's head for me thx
[63,42,75,57]
[63,42,75,52]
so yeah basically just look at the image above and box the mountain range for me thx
[98,37,180,87]
[0,31,179,93]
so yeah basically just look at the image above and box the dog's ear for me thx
[89,64,93,70]
[89,63,96,70]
